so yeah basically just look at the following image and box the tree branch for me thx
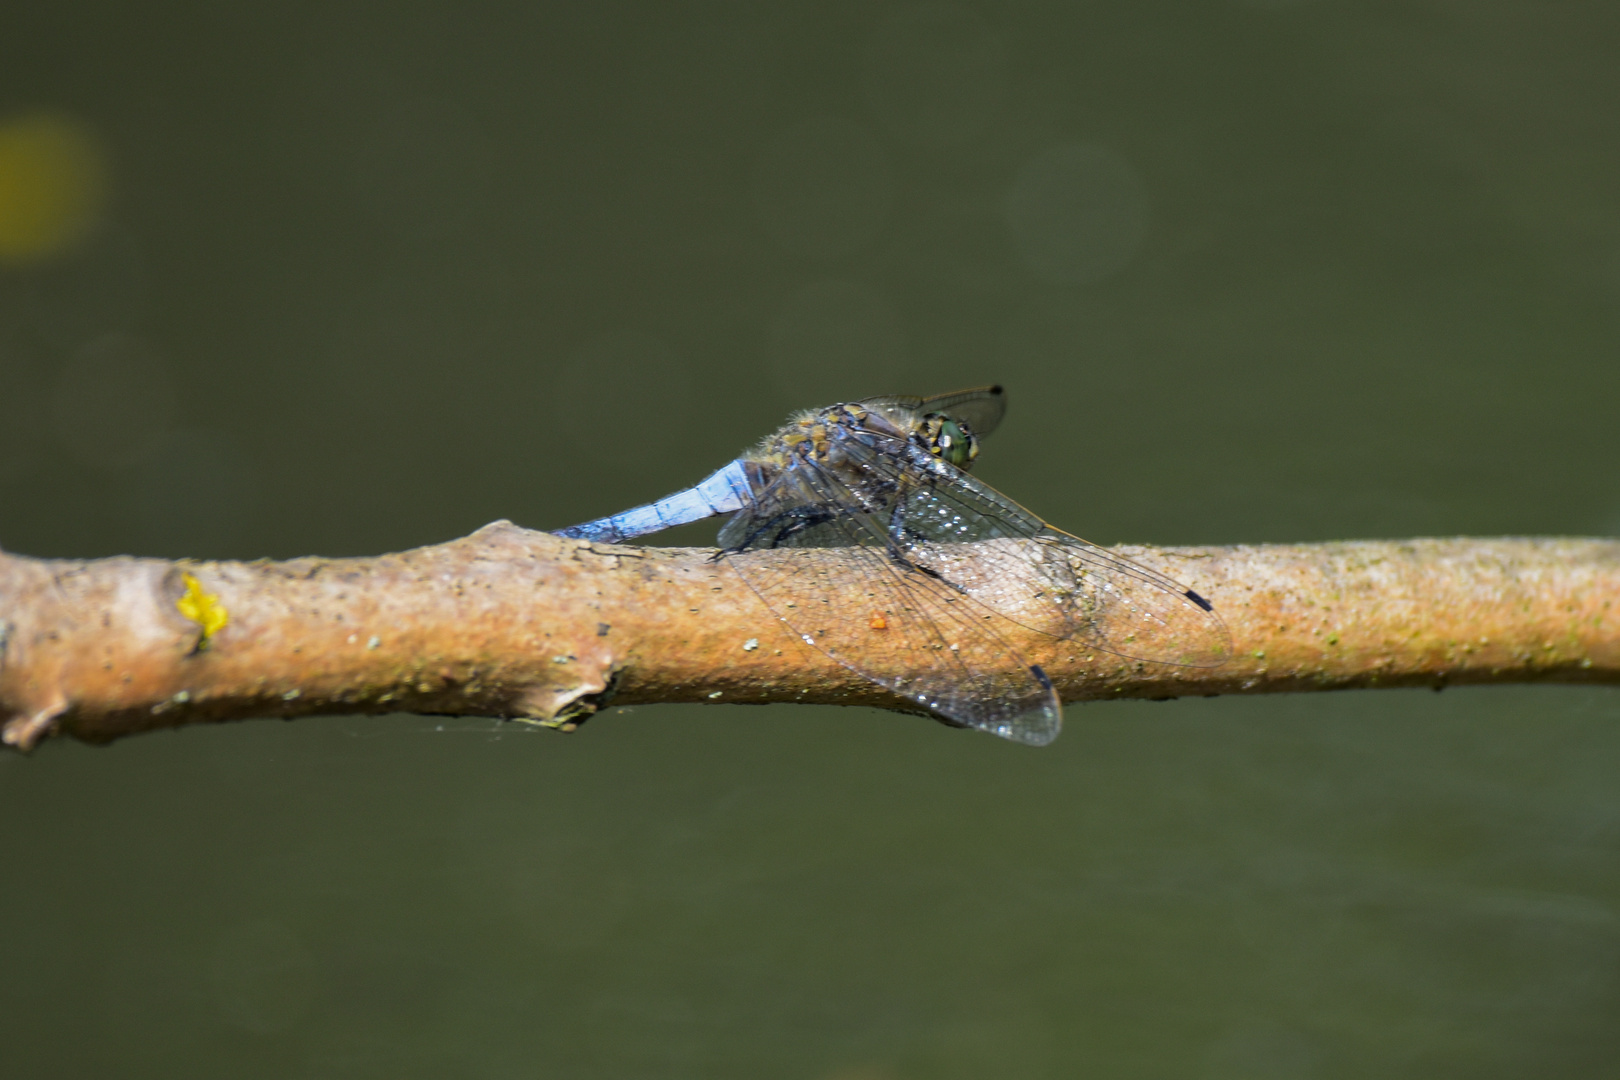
[1,522,1615,750]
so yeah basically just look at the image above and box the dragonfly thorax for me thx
[763,403,896,466]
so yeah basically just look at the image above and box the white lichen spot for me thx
[743,638,759,651]
[708,691,723,699]
[172,690,190,704]
[367,636,381,650]
[282,689,301,701]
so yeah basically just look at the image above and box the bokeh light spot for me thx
[0,112,109,265]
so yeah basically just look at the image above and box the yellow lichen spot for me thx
[0,112,109,264]
[176,571,228,651]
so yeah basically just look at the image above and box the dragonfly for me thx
[555,386,1230,745]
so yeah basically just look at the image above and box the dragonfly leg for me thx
[715,505,838,557]
[880,498,970,593]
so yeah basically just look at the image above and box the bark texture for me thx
[1,523,1615,750]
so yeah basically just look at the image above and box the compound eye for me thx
[933,418,976,469]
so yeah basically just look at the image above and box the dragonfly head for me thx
[921,413,980,470]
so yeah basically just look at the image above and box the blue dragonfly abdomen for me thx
[555,460,758,544]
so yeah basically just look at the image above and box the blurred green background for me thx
[4,3,1620,1077]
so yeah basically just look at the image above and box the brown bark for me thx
[1,523,1616,750]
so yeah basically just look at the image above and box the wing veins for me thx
[723,455,1059,744]
[833,434,1232,667]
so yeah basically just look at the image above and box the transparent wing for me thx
[857,385,1006,437]
[720,459,1060,745]
[831,431,1233,669]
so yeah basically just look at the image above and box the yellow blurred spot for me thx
[177,571,229,651]
[0,112,108,265]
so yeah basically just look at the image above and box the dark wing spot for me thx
[1030,664,1054,692]
[1185,589,1214,613]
